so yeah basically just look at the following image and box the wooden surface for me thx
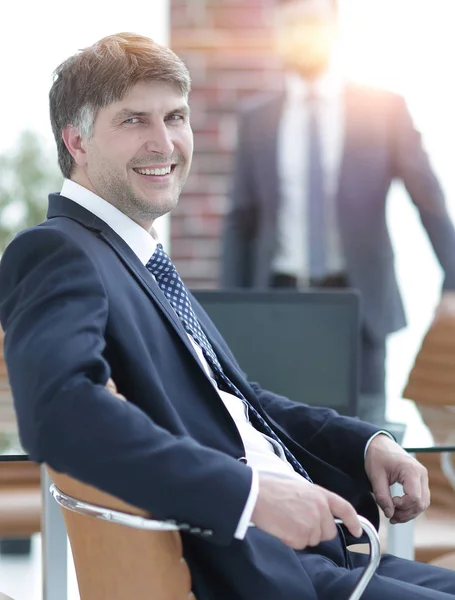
[0,329,19,436]
[47,467,196,600]
[403,308,455,563]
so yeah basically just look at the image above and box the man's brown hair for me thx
[49,32,191,178]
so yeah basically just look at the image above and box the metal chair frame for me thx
[50,484,381,600]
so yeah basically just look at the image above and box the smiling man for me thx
[51,41,193,229]
[64,81,192,224]
[1,32,455,600]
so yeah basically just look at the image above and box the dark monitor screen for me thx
[191,290,360,416]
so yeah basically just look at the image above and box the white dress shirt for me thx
[273,69,346,284]
[61,179,389,540]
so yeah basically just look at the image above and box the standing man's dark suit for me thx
[221,83,455,394]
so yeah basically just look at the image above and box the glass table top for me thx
[0,430,27,461]
[0,398,454,462]
[358,395,455,453]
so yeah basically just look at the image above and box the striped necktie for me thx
[307,90,327,280]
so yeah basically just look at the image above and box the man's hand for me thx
[365,434,430,524]
[252,474,363,549]
[433,291,455,323]
[105,378,127,401]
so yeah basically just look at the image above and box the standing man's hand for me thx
[365,434,430,524]
[252,474,363,549]
[434,291,455,323]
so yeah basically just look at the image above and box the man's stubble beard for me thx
[96,169,185,224]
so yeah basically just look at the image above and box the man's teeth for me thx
[135,166,171,176]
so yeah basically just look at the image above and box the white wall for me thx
[338,0,455,409]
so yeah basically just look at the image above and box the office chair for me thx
[46,467,380,600]
[46,466,194,600]
[191,290,360,416]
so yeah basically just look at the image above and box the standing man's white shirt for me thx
[273,69,346,283]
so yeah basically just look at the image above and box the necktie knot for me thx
[147,243,175,279]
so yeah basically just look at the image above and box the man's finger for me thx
[389,477,429,524]
[390,504,422,524]
[329,494,363,538]
[320,518,338,542]
[420,472,431,509]
[371,476,394,519]
[308,521,323,547]
[391,496,419,519]
[400,469,423,504]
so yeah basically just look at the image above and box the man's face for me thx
[75,80,193,229]
[275,0,337,79]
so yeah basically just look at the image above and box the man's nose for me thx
[144,122,174,156]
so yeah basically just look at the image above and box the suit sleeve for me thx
[0,227,252,546]
[392,95,455,289]
[220,109,258,288]
[250,383,381,487]
[196,303,380,486]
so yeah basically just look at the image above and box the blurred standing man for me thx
[221,0,455,399]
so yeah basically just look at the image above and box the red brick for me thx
[173,258,219,281]
[193,153,233,175]
[171,0,277,287]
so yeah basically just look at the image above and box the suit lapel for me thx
[95,223,247,448]
[47,195,202,364]
[335,83,368,244]
[102,231,249,382]
[336,84,358,201]
[98,230,189,332]
[99,232,207,366]
[255,95,283,214]
[338,82,375,192]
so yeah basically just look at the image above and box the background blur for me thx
[169,0,455,409]
[1,0,454,422]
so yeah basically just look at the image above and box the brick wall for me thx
[170,0,282,288]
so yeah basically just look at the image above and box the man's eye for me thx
[166,114,184,122]
[124,117,141,124]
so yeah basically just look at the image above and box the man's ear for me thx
[62,125,87,167]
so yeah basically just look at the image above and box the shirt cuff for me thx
[364,430,395,459]
[234,467,259,540]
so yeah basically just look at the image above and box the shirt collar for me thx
[60,179,158,265]
[284,67,343,103]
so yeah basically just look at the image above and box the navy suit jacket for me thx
[221,83,455,340]
[0,195,381,600]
